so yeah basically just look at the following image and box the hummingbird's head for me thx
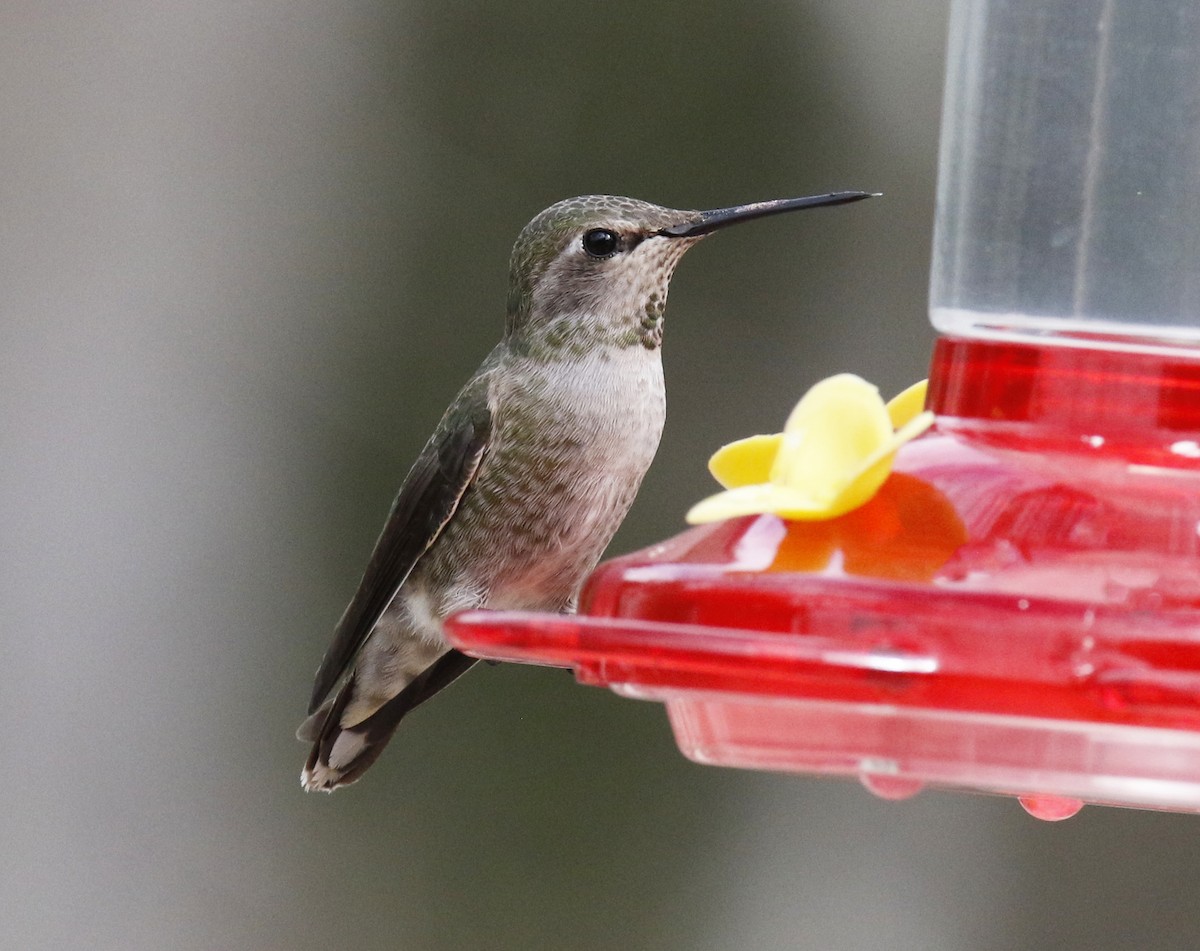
[505,195,698,351]
[505,192,876,352]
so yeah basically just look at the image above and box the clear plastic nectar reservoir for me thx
[931,0,1200,352]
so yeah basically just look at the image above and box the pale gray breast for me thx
[430,346,665,609]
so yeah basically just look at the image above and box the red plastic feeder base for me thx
[446,337,1200,818]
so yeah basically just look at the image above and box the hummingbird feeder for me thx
[447,0,1200,820]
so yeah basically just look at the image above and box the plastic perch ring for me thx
[447,338,1200,820]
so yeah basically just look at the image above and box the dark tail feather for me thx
[300,649,479,792]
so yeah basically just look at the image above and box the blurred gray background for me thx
[4,2,1199,949]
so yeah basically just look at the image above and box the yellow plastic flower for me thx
[686,375,933,524]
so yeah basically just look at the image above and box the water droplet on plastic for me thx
[860,773,924,801]
[1018,794,1083,821]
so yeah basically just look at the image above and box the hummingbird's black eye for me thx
[582,229,619,258]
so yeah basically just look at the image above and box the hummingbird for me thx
[298,190,875,791]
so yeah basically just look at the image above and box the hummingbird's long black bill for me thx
[660,191,879,239]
